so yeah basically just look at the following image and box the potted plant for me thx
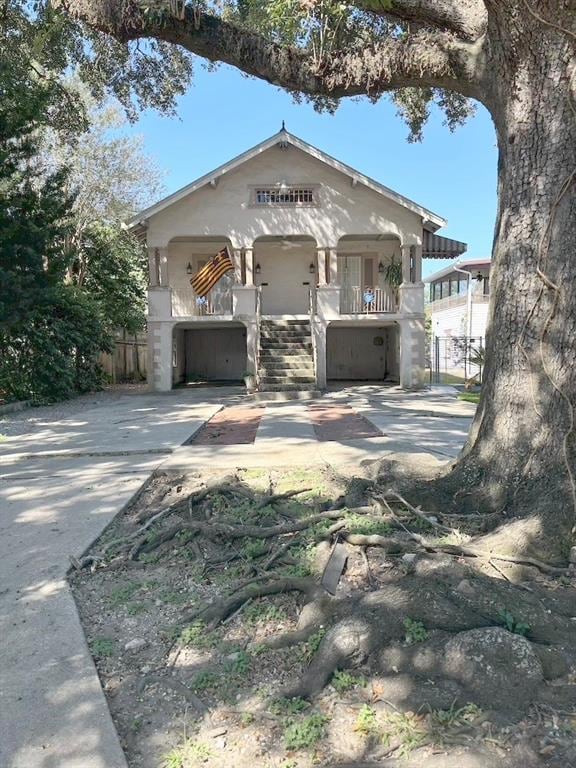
[243,371,256,392]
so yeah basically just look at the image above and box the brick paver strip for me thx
[307,403,383,441]
[187,405,266,445]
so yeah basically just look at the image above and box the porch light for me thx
[475,272,484,282]
[186,262,193,275]
[378,261,385,273]
[279,179,288,191]
[255,263,261,275]
[309,262,315,274]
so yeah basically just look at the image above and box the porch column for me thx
[399,318,425,390]
[317,248,327,286]
[327,247,338,284]
[157,247,169,287]
[401,244,412,285]
[244,247,254,286]
[232,248,243,284]
[412,244,423,282]
[148,247,159,286]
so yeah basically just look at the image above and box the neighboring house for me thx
[425,258,491,341]
[128,127,467,393]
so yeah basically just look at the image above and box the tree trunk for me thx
[437,18,576,561]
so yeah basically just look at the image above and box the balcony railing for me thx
[340,285,398,314]
[172,286,232,317]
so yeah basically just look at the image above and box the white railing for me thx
[340,285,398,314]
[171,287,232,317]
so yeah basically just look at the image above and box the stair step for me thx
[261,362,314,373]
[260,331,311,340]
[260,375,316,384]
[249,390,321,402]
[258,383,317,392]
[260,320,311,326]
[260,341,313,350]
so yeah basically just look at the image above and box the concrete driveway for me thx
[0,385,474,768]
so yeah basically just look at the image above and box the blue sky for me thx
[130,63,498,278]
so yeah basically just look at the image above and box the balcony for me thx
[340,285,398,314]
[171,286,232,317]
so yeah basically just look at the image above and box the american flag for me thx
[190,246,233,297]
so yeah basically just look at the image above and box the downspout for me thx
[453,265,473,338]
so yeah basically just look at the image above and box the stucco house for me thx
[426,258,491,341]
[128,127,467,394]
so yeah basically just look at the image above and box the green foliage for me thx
[499,609,530,637]
[283,713,328,750]
[431,702,482,729]
[354,704,378,735]
[244,601,287,624]
[108,581,141,606]
[459,391,481,404]
[331,669,365,694]
[381,711,427,756]
[225,650,251,677]
[126,602,148,616]
[270,697,310,716]
[301,627,326,661]
[345,514,392,537]
[403,618,428,645]
[191,670,220,692]
[180,621,216,649]
[242,538,269,560]
[162,739,214,768]
[92,637,115,658]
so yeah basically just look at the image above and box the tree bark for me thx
[439,9,576,561]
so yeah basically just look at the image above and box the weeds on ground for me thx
[301,628,326,662]
[92,637,115,658]
[244,601,287,624]
[381,711,428,757]
[345,514,392,537]
[271,697,310,716]
[180,621,217,649]
[108,582,141,606]
[403,618,428,644]
[499,609,530,637]
[331,669,366,694]
[163,738,213,767]
[284,713,328,750]
[355,704,378,736]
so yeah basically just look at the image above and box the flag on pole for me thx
[190,246,234,297]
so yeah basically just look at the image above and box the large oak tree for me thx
[63,0,576,563]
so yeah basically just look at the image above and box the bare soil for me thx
[70,466,576,768]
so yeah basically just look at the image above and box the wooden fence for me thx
[100,330,147,383]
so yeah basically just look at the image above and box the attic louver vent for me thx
[254,187,315,205]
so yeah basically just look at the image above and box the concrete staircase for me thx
[257,320,318,399]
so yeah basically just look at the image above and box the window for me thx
[251,186,317,206]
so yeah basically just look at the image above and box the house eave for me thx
[126,129,447,232]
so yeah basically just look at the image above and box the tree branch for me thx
[352,0,487,42]
[64,3,484,100]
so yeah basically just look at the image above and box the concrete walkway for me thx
[0,385,474,768]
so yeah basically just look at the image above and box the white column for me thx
[401,245,412,285]
[232,249,243,284]
[399,319,425,390]
[327,248,338,284]
[244,247,254,286]
[313,320,327,389]
[413,244,423,282]
[157,247,169,286]
[148,247,159,286]
[317,248,327,286]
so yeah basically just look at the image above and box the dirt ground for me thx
[70,466,576,768]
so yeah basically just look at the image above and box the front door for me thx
[256,252,312,314]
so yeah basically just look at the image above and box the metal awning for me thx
[423,232,468,259]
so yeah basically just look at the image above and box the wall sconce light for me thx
[475,272,484,282]
[255,263,261,275]
[378,261,385,273]
[309,262,315,274]
[186,262,193,275]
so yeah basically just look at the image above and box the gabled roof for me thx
[127,127,447,231]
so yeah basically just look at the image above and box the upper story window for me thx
[250,185,318,207]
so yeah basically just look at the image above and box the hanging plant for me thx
[383,258,403,289]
